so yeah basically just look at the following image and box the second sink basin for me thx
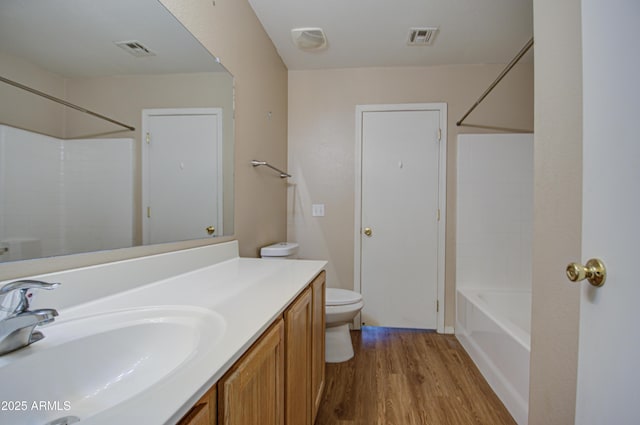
[0,305,226,425]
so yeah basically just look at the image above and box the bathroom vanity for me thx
[185,270,326,425]
[0,241,326,425]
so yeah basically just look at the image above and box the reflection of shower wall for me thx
[0,125,133,261]
[0,125,60,260]
[61,138,134,255]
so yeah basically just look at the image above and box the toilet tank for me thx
[260,242,299,259]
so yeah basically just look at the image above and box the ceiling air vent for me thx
[115,40,156,57]
[407,27,439,46]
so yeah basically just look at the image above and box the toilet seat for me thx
[326,288,362,306]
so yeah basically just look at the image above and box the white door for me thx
[575,1,640,423]
[356,104,446,331]
[142,108,223,244]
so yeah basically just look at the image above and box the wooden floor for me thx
[315,327,516,425]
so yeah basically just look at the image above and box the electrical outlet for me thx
[312,204,325,217]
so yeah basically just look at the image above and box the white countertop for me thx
[0,242,327,425]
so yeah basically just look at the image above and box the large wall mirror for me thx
[0,0,234,263]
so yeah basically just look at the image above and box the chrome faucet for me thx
[0,280,60,355]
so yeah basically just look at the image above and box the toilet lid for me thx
[326,288,362,306]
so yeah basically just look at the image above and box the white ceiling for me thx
[0,0,225,78]
[247,0,534,70]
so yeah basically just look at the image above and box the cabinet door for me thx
[178,384,217,425]
[219,319,284,425]
[311,271,326,422]
[285,287,312,425]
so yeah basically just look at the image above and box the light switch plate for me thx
[312,204,325,217]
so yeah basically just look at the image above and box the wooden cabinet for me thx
[310,271,326,422]
[218,318,285,425]
[284,270,326,425]
[179,271,325,425]
[285,287,313,425]
[178,384,217,425]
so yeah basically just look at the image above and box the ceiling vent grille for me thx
[407,27,439,46]
[115,40,156,57]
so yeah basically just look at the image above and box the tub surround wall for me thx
[287,64,533,327]
[456,133,534,292]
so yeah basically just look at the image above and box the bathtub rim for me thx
[456,287,531,352]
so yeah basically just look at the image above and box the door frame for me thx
[141,108,224,244]
[354,103,447,333]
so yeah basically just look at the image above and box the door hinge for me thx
[438,128,442,141]
[146,132,151,144]
[437,300,440,312]
[147,206,151,218]
[437,209,441,221]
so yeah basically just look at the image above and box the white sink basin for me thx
[0,306,226,425]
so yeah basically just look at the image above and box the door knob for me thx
[206,226,215,235]
[566,258,606,287]
[363,227,373,237]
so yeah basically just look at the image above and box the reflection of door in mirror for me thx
[142,109,223,244]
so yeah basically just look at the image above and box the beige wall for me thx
[0,52,67,138]
[529,0,582,423]
[0,0,287,280]
[287,64,533,327]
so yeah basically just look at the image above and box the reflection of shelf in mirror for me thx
[0,75,135,131]
[251,160,291,178]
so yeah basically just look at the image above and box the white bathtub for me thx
[456,288,531,425]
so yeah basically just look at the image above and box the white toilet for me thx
[260,242,363,363]
[260,242,299,259]
[325,288,363,363]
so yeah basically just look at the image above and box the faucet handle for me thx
[0,280,60,316]
[0,280,60,294]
